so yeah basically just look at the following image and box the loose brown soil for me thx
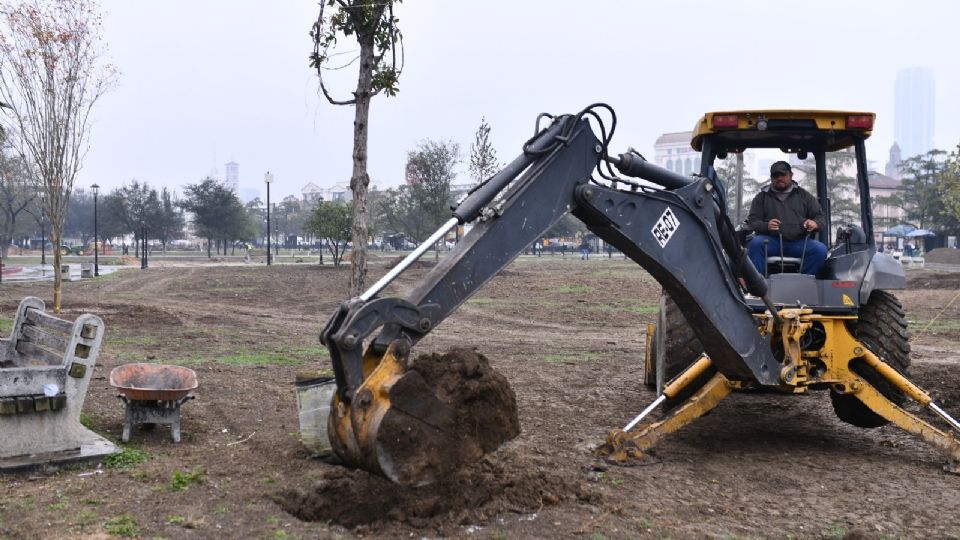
[1,256,959,539]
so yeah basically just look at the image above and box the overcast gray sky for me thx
[79,0,960,201]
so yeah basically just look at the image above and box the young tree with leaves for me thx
[0,0,116,311]
[310,0,403,295]
[152,187,185,252]
[793,151,860,228]
[713,155,761,222]
[896,150,949,231]
[180,178,251,259]
[306,201,353,267]
[378,140,459,248]
[469,117,499,184]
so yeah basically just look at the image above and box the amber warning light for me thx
[847,115,874,130]
[712,114,739,128]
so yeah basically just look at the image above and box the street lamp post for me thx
[91,183,100,277]
[265,171,273,265]
[40,216,46,266]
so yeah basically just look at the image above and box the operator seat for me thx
[765,253,801,275]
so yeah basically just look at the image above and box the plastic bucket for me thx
[294,374,336,457]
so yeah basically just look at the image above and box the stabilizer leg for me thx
[599,370,734,463]
[849,382,960,472]
[844,350,960,473]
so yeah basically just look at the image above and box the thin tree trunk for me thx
[348,40,375,296]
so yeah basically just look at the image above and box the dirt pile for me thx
[907,272,960,290]
[410,347,521,456]
[926,248,960,265]
[276,348,553,530]
[354,345,522,485]
[276,450,597,531]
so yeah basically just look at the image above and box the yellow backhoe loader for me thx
[321,105,960,486]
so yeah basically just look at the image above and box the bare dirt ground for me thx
[1,255,960,539]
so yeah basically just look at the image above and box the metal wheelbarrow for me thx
[109,363,198,443]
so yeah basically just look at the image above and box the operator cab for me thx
[689,110,904,312]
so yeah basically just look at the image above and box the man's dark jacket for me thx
[746,182,826,241]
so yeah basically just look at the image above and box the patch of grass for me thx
[595,472,624,486]
[79,412,95,429]
[466,297,495,306]
[73,508,98,526]
[911,319,960,332]
[544,353,599,364]
[283,346,329,358]
[273,530,292,540]
[592,301,659,314]
[170,353,301,367]
[168,469,204,492]
[129,469,151,481]
[48,497,69,510]
[589,533,609,540]
[214,504,228,515]
[104,447,150,470]
[553,284,595,294]
[217,353,301,366]
[824,521,849,538]
[0,315,13,334]
[166,514,186,525]
[107,335,159,347]
[103,514,139,537]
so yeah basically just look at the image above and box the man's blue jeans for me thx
[748,234,827,276]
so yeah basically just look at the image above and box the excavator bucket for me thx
[327,341,518,486]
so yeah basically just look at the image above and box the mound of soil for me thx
[278,348,541,529]
[926,248,960,265]
[275,450,597,531]
[357,346,521,485]
[410,347,521,456]
[907,272,960,290]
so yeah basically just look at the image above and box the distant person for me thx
[579,240,590,260]
[746,161,827,276]
[904,243,915,257]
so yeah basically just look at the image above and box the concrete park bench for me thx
[0,297,116,470]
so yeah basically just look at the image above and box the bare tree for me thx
[0,0,116,311]
[310,0,403,295]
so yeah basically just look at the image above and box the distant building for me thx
[869,170,907,245]
[653,132,700,176]
[224,161,239,193]
[300,181,352,203]
[894,67,935,160]
[884,142,902,179]
[301,182,323,203]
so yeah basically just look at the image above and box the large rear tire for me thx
[648,291,711,408]
[829,290,911,428]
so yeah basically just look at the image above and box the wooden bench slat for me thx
[21,325,68,352]
[24,309,74,333]
[14,341,64,366]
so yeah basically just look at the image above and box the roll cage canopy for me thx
[691,110,878,249]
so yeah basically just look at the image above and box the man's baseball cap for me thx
[770,161,792,175]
